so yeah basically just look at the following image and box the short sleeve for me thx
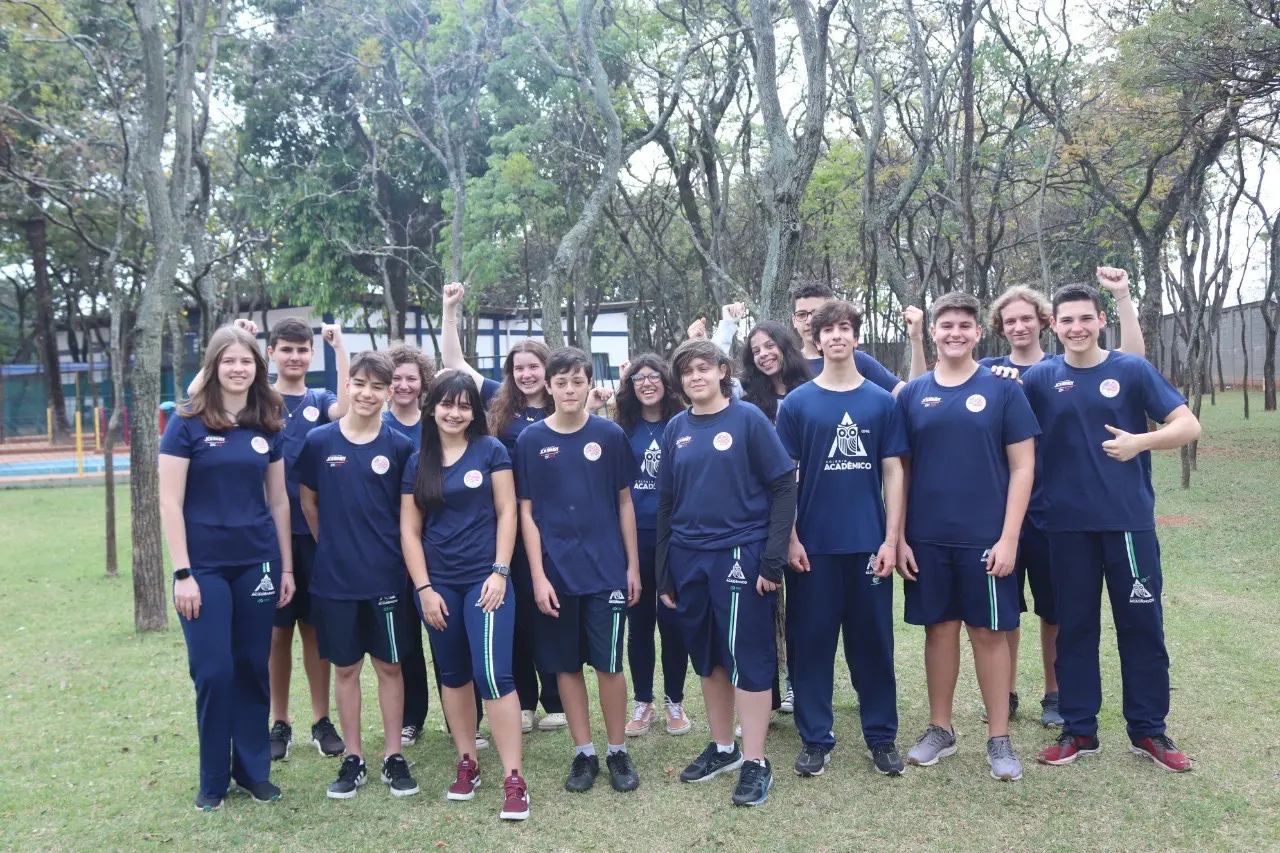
[320,390,339,422]
[268,430,285,462]
[514,431,533,501]
[894,385,914,443]
[748,408,795,484]
[855,351,901,393]
[396,434,415,470]
[883,399,910,458]
[481,378,501,408]
[1140,359,1185,422]
[159,414,191,457]
[1001,384,1041,445]
[297,434,320,491]
[488,438,512,473]
[774,396,800,460]
[401,452,419,495]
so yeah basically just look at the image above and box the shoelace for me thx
[338,757,364,782]
[631,702,652,722]
[271,722,289,738]
[1053,731,1076,747]
[385,757,412,782]
[665,698,684,720]
[504,775,527,799]
[1149,734,1178,751]
[570,753,595,776]
[918,725,951,748]
[455,759,477,783]
[989,738,1015,761]
[739,759,765,786]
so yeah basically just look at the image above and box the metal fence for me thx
[1155,301,1274,388]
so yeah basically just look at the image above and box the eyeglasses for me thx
[792,310,814,321]
[630,373,663,386]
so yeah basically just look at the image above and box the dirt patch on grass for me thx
[1157,515,1194,526]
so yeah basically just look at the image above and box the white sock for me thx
[575,743,596,758]
[607,743,626,756]
[716,742,735,754]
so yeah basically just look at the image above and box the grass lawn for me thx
[1,391,1278,852]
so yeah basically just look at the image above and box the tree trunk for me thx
[958,0,977,294]
[22,201,70,439]
[1137,238,1164,364]
[105,292,127,579]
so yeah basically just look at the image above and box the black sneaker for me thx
[731,758,773,807]
[1010,691,1021,718]
[680,741,744,783]
[311,717,345,757]
[606,751,640,792]
[401,724,422,747]
[193,792,223,812]
[564,752,600,793]
[240,780,282,802]
[794,743,830,777]
[269,720,292,761]
[867,742,905,776]
[327,755,367,800]
[381,753,420,797]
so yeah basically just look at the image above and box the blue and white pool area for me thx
[0,455,132,479]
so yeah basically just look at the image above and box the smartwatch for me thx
[492,563,511,578]
[173,568,192,581]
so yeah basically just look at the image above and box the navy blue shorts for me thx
[274,534,317,629]
[903,541,1020,631]
[669,541,777,693]
[312,594,407,667]
[1017,524,1056,624]
[417,581,516,700]
[532,590,628,675]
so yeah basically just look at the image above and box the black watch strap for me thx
[492,563,511,578]
[173,568,192,581]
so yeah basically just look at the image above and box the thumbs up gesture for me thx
[1102,424,1143,462]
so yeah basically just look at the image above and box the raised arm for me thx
[322,324,350,419]
[904,307,928,380]
[441,282,486,391]
[1096,268,1146,357]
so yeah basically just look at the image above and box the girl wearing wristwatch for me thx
[158,324,295,811]
[399,371,528,821]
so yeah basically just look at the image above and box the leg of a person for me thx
[314,596,365,757]
[1050,532,1106,739]
[967,625,1013,738]
[656,591,690,704]
[333,660,364,759]
[371,658,406,757]
[628,533,659,703]
[368,595,408,756]
[907,543,962,730]
[398,580,431,731]
[290,535,330,722]
[179,567,236,797]
[268,626,294,723]
[710,543,776,761]
[424,584,477,757]
[1102,531,1170,739]
[510,537,540,713]
[532,594,590,744]
[845,554,898,746]
[924,621,962,730]
[1023,525,1059,694]
[268,537,309,723]
[229,561,283,787]
[956,545,1021,737]
[463,585,520,773]
[786,555,843,751]
[702,667,736,745]
[669,543,719,714]
[582,592,630,746]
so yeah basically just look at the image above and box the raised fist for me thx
[1096,267,1131,298]
[687,317,708,340]
[903,306,924,341]
[234,318,259,336]
[443,281,465,307]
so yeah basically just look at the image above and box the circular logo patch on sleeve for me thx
[713,431,734,451]
[251,436,269,454]
[371,455,391,475]
[1099,379,1121,398]
[583,442,602,461]
[965,394,987,413]
[463,469,483,488]
[303,405,320,422]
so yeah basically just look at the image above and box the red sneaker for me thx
[1130,735,1192,772]
[447,755,480,801]
[1036,732,1101,765]
[500,772,530,821]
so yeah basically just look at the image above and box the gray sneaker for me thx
[906,725,957,767]
[987,735,1023,781]
[1040,692,1064,728]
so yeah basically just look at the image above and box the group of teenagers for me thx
[158,268,1201,820]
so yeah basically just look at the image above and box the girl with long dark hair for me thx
[400,372,529,820]
[740,321,812,423]
[159,324,294,811]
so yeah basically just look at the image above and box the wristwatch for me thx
[173,568,192,581]
[492,563,511,578]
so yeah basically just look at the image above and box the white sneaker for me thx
[780,687,794,714]
[664,697,692,735]
[537,712,569,731]
[475,733,490,751]
[521,710,535,734]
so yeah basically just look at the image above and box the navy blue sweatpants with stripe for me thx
[787,554,897,749]
[178,561,279,798]
[1050,530,1170,739]
[418,581,516,700]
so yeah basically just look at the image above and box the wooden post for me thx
[75,410,84,476]
[47,407,54,446]
[94,406,103,451]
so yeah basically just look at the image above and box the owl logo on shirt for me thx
[829,413,867,458]
[250,436,269,454]
[642,440,661,478]
[371,455,390,475]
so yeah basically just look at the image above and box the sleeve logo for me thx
[303,405,320,422]
[371,455,390,475]
[1099,379,1121,398]
[713,431,734,451]
[966,394,987,413]
[251,436,269,454]
[463,469,484,488]
[583,441,602,461]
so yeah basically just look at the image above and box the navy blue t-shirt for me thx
[159,414,284,567]
[297,422,415,600]
[776,381,909,555]
[896,367,1041,547]
[515,416,637,595]
[807,351,901,394]
[400,437,511,586]
[625,417,671,531]
[658,400,795,550]
[979,353,1056,528]
[381,409,422,450]
[482,378,548,454]
[279,389,338,536]
[979,353,1058,372]
[1022,351,1185,533]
